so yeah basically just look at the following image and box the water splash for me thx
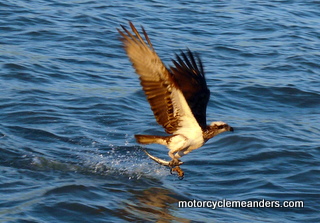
[82,146,169,180]
[31,146,169,180]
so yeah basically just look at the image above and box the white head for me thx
[209,121,234,134]
[203,121,234,141]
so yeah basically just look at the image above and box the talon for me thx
[168,158,183,167]
[170,166,184,180]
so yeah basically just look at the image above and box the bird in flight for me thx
[118,22,233,179]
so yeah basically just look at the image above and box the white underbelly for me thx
[167,132,204,158]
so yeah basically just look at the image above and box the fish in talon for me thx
[144,150,183,166]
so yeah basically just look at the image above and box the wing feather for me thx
[118,22,200,134]
[170,50,210,129]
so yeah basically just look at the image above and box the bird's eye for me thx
[218,125,224,129]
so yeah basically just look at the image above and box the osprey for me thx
[118,22,233,179]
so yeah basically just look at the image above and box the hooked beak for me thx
[229,126,234,132]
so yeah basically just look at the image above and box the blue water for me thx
[1,0,319,222]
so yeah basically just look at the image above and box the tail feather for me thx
[135,135,168,145]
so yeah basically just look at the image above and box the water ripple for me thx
[1,0,319,222]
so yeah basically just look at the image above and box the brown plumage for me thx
[118,22,180,134]
[170,50,210,129]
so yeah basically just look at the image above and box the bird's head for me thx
[209,121,234,134]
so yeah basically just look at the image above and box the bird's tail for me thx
[135,135,168,145]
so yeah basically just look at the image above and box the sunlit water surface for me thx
[0,1,319,222]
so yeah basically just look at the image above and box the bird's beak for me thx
[229,126,234,132]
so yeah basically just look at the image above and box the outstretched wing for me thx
[118,22,201,134]
[170,50,210,129]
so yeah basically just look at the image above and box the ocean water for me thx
[0,0,319,222]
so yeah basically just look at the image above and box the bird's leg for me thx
[168,150,184,180]
[168,158,182,168]
[168,150,182,168]
[169,159,180,174]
